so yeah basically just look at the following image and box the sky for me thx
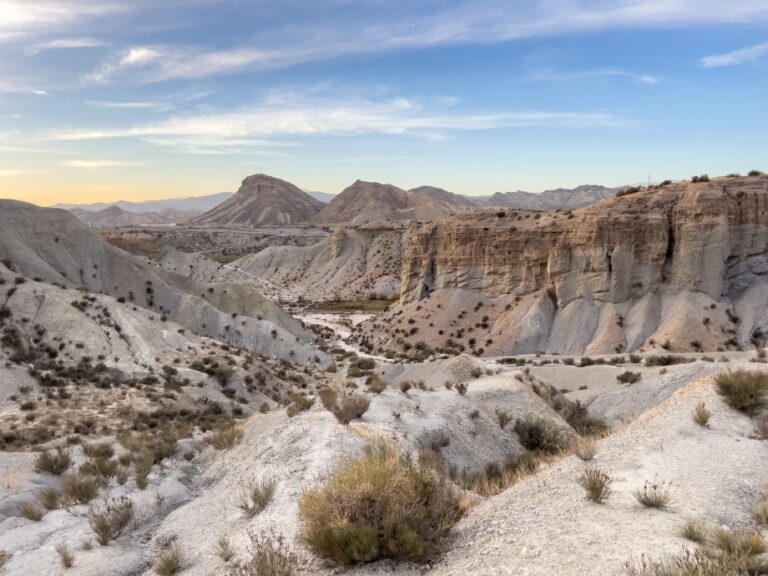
[0,0,767,206]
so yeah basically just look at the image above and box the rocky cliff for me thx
[356,174,768,356]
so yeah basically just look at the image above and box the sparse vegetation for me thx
[679,519,706,543]
[616,371,641,384]
[153,543,185,576]
[715,369,768,415]
[62,472,100,505]
[578,467,612,503]
[34,447,72,475]
[298,442,462,565]
[574,437,597,461]
[88,497,135,545]
[215,535,235,563]
[318,388,370,424]
[514,417,571,454]
[238,477,277,518]
[208,425,244,450]
[231,531,299,576]
[634,478,671,509]
[18,501,45,521]
[55,543,74,569]
[754,487,768,525]
[286,393,314,417]
[692,402,711,427]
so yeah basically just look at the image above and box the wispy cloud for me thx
[31,89,48,95]
[79,1,768,83]
[25,37,105,55]
[530,68,660,85]
[86,99,168,110]
[701,42,768,67]
[0,1,126,40]
[46,95,628,152]
[0,169,22,177]
[61,159,141,168]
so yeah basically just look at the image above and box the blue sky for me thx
[0,0,767,205]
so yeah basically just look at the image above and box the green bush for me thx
[715,369,768,415]
[298,443,462,565]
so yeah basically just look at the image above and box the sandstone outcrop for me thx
[357,174,768,355]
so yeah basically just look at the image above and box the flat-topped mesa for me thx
[192,173,324,226]
[401,174,768,307]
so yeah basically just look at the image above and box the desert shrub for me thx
[574,437,597,461]
[679,519,706,543]
[80,457,119,483]
[82,442,114,459]
[286,394,314,417]
[692,402,711,427]
[238,477,277,518]
[0,551,7,570]
[365,374,387,393]
[207,425,244,450]
[754,488,768,525]
[55,543,74,568]
[231,531,299,576]
[18,501,45,521]
[715,369,768,415]
[62,472,100,505]
[578,467,612,503]
[455,382,468,395]
[37,486,60,510]
[34,447,72,475]
[88,496,134,545]
[514,417,570,454]
[215,535,235,563]
[319,389,370,425]
[298,443,462,565]
[616,371,641,384]
[644,355,691,367]
[496,409,512,430]
[153,543,185,575]
[354,358,375,371]
[399,380,412,394]
[712,527,766,557]
[634,479,671,509]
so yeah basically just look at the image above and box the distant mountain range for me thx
[54,192,233,214]
[57,180,618,228]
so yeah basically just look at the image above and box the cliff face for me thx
[401,176,768,306]
[356,174,768,356]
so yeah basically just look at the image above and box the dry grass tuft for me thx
[299,442,462,565]
[692,402,711,427]
[207,425,244,450]
[679,519,707,543]
[88,497,134,545]
[755,488,768,525]
[34,447,72,475]
[37,486,60,510]
[634,478,672,509]
[238,477,277,518]
[55,543,74,568]
[152,543,185,576]
[18,501,45,521]
[231,531,299,576]
[574,437,597,461]
[62,472,100,505]
[578,466,612,503]
[318,388,370,425]
[286,394,314,417]
[214,535,235,563]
